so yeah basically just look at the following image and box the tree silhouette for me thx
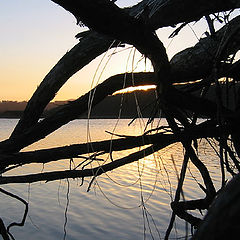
[1,0,240,239]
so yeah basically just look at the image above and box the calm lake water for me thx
[0,119,224,240]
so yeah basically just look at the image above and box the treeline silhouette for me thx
[0,83,236,118]
[0,100,68,118]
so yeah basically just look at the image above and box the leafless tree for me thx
[1,1,240,239]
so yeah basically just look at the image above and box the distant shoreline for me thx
[0,116,142,120]
[1,84,236,120]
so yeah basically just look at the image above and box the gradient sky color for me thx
[1,0,206,101]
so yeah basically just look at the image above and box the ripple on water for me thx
[0,119,226,239]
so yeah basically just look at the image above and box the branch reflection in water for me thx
[0,119,223,240]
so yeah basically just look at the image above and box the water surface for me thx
[0,119,223,240]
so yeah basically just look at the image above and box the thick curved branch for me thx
[131,0,240,30]
[0,65,234,154]
[11,31,115,137]
[51,0,170,71]
[0,73,157,153]
[52,0,145,44]
[50,2,172,121]
[12,0,170,139]
[8,15,239,151]
[12,0,240,141]
[170,15,240,83]
[5,0,240,155]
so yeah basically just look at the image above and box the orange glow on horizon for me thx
[113,85,156,95]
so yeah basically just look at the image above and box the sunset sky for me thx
[0,0,207,101]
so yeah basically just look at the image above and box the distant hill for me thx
[0,100,68,113]
[80,90,159,118]
[0,100,68,118]
[84,83,237,118]
[0,91,159,119]
[0,83,238,119]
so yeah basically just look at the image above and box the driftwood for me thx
[2,15,238,154]
[10,31,115,137]
[1,0,240,239]
[0,120,223,170]
[8,0,240,145]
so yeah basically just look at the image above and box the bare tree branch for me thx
[0,144,164,185]
[0,72,158,153]
[11,31,115,137]
[12,0,171,140]
[170,15,240,83]
[11,0,240,144]
[0,120,227,169]
[131,0,240,30]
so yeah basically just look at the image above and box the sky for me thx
[0,0,207,101]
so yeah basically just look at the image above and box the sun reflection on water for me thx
[0,119,226,240]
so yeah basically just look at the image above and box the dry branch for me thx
[132,0,240,30]
[4,16,240,152]
[0,144,163,185]
[11,0,171,141]
[0,73,157,153]
[0,67,235,154]
[8,0,240,152]
[170,15,240,83]
[0,120,227,169]
[1,0,240,238]
[11,31,115,137]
